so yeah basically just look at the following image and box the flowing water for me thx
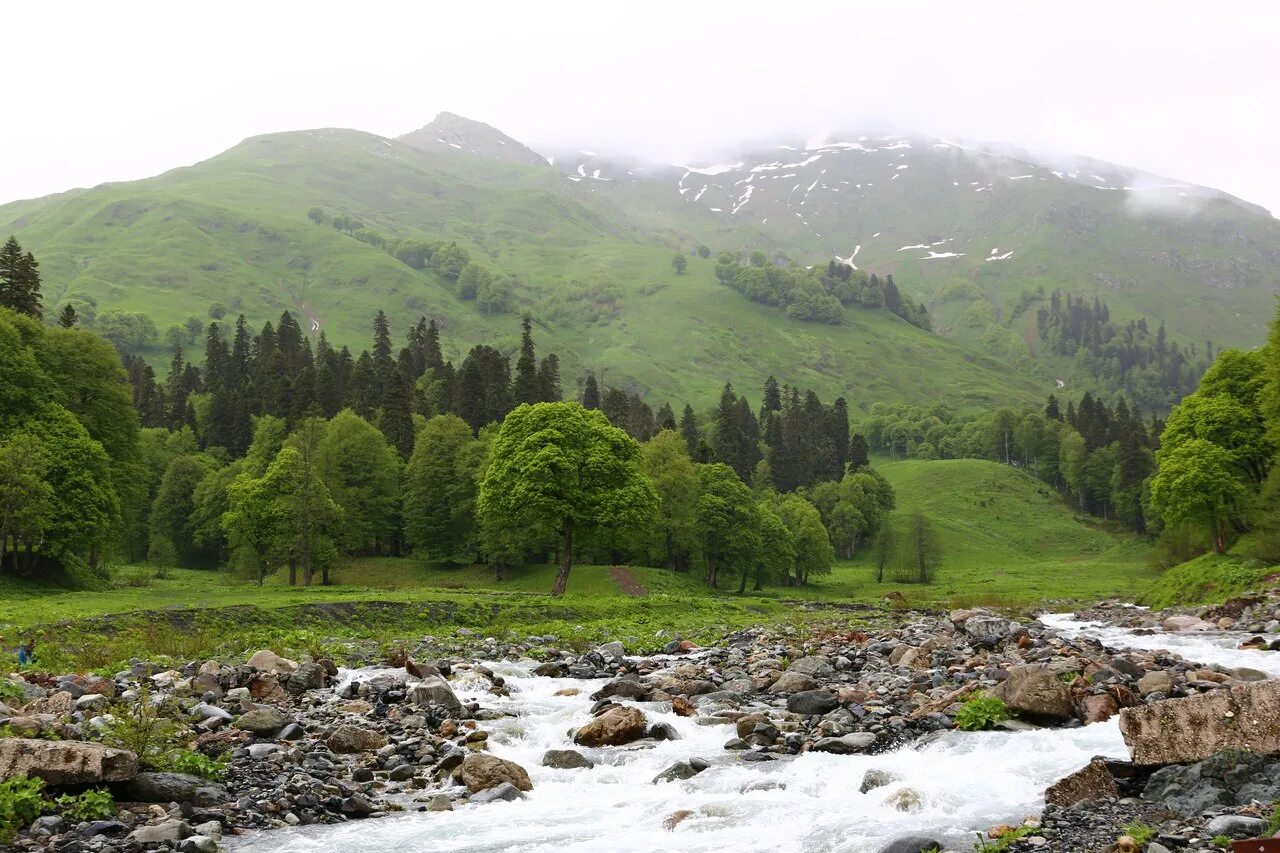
[231,614,1280,853]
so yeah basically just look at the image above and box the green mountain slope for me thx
[0,124,1040,411]
[848,459,1154,603]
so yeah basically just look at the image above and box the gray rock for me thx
[326,724,388,753]
[177,836,219,853]
[388,764,415,782]
[245,650,296,673]
[648,721,680,741]
[653,757,709,784]
[768,669,819,694]
[877,836,943,853]
[596,641,625,657]
[787,689,838,715]
[993,665,1073,721]
[128,819,193,843]
[471,781,525,803]
[965,616,1016,646]
[1136,670,1174,697]
[542,749,594,769]
[0,738,137,785]
[191,702,232,722]
[409,676,463,714]
[811,733,876,754]
[234,706,288,736]
[860,769,896,794]
[426,793,453,811]
[1121,679,1280,764]
[1205,814,1267,838]
[123,771,229,805]
[286,661,325,694]
[788,656,835,677]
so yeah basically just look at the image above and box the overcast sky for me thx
[5,1,1277,212]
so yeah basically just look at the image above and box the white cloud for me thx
[2,0,1278,214]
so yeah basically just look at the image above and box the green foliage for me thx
[955,694,1010,731]
[973,825,1033,853]
[51,788,115,822]
[164,748,227,780]
[99,688,187,770]
[0,775,45,842]
[478,402,657,595]
[1123,820,1154,848]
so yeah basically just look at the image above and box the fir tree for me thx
[57,304,78,328]
[0,236,42,319]
[679,404,701,456]
[537,354,562,402]
[380,367,416,459]
[581,373,601,409]
[512,314,541,404]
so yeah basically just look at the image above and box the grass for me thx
[795,459,1157,607]
[1143,552,1280,609]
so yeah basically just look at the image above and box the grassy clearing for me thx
[1142,553,1280,609]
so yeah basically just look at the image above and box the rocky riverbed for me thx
[2,593,1280,852]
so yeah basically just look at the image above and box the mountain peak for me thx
[398,112,547,166]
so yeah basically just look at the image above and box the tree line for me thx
[714,255,931,330]
[1035,289,1208,413]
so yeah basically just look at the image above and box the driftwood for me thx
[909,681,980,720]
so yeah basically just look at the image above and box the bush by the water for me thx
[954,694,1009,731]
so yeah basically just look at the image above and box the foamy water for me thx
[231,614,1280,852]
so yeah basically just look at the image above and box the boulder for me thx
[542,749,594,769]
[0,738,137,785]
[992,665,1073,721]
[234,706,288,736]
[768,670,819,694]
[246,650,297,673]
[788,656,835,677]
[1079,694,1119,724]
[653,757,709,783]
[1120,680,1280,765]
[123,772,229,805]
[1136,670,1174,697]
[285,661,325,694]
[532,662,565,678]
[860,769,895,793]
[1044,759,1121,806]
[787,689,838,716]
[965,616,1017,646]
[596,641,625,658]
[128,819,192,844]
[573,705,648,747]
[21,691,74,717]
[471,781,525,803]
[1162,615,1213,632]
[456,753,533,792]
[877,837,944,853]
[409,676,463,714]
[811,732,877,754]
[1205,815,1267,838]
[591,677,649,701]
[327,725,388,754]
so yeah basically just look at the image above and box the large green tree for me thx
[640,429,699,571]
[694,462,761,588]
[316,410,401,555]
[477,402,656,596]
[404,414,483,564]
[1150,438,1247,554]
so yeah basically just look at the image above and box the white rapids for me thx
[230,613,1280,853]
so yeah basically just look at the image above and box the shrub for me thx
[0,776,46,842]
[51,788,115,822]
[973,825,1033,853]
[955,694,1010,731]
[163,748,226,780]
[1266,801,1280,836]
[1123,820,1154,847]
[118,568,153,588]
[98,689,185,768]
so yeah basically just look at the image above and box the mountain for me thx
[398,112,548,166]
[2,113,1276,413]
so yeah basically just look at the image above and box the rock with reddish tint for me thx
[573,705,648,747]
[1044,759,1121,806]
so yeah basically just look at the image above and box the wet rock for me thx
[1044,759,1121,806]
[177,837,219,853]
[409,676,463,714]
[671,696,697,717]
[877,836,943,853]
[326,724,388,754]
[1142,749,1280,814]
[1079,693,1119,724]
[860,769,895,793]
[592,677,648,701]
[532,662,565,677]
[0,738,137,785]
[885,787,922,813]
[457,753,533,792]
[596,641,625,658]
[1120,679,1280,764]
[542,749,594,769]
[471,781,525,803]
[811,732,876,754]
[426,793,453,811]
[340,793,377,816]
[648,721,681,741]
[992,665,1073,721]
[285,661,325,694]
[653,757,709,783]
[787,689,838,715]
[574,705,648,747]
[1162,615,1212,632]
[664,809,694,831]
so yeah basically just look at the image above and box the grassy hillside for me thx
[807,459,1156,606]
[0,128,1044,410]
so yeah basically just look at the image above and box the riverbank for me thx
[4,592,1280,852]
